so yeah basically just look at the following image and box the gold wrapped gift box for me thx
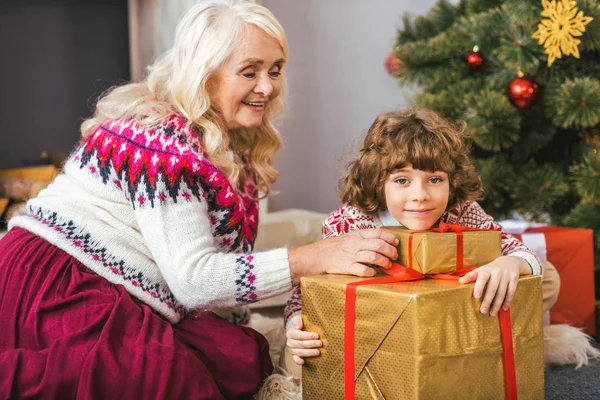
[382,226,502,275]
[302,274,544,400]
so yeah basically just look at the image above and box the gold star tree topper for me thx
[532,0,593,67]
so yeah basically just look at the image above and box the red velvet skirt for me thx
[0,227,273,399]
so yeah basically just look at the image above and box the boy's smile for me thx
[383,165,450,231]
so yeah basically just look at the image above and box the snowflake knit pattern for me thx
[11,115,292,323]
[284,202,542,327]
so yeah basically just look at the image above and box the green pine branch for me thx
[578,0,600,52]
[399,0,459,44]
[475,155,517,217]
[545,78,600,129]
[570,151,600,204]
[398,59,467,92]
[462,90,521,151]
[511,163,572,222]
[461,0,506,16]
[509,107,556,162]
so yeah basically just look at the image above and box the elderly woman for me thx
[0,1,399,398]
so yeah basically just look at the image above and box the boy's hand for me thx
[286,315,322,365]
[458,256,532,317]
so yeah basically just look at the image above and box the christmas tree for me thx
[390,0,600,252]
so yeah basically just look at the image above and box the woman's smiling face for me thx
[384,164,450,231]
[210,24,285,130]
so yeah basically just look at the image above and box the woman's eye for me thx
[269,71,281,78]
[243,72,256,78]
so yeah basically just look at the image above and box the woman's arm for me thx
[283,205,386,328]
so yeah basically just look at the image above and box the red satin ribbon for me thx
[428,221,482,271]
[344,262,517,400]
[431,221,482,233]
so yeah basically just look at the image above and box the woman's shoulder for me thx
[75,115,217,192]
[95,115,204,158]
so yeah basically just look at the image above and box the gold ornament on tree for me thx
[531,0,593,67]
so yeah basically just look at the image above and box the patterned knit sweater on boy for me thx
[283,202,543,328]
[10,115,292,323]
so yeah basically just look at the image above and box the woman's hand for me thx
[286,315,322,365]
[288,228,399,285]
[458,256,532,316]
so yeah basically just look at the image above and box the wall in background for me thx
[0,0,130,170]
[0,0,441,212]
[263,0,438,213]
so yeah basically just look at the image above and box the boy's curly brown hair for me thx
[340,108,484,214]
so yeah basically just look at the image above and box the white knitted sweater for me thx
[10,115,292,323]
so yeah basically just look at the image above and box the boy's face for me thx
[383,165,450,231]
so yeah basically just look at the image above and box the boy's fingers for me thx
[458,269,478,284]
[292,315,303,329]
[287,329,320,341]
[490,278,508,316]
[290,348,321,359]
[292,355,305,365]
[286,338,322,350]
[480,274,500,314]
[472,269,490,299]
[502,278,519,311]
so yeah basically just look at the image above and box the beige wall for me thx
[263,0,440,213]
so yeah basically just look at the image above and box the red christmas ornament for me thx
[384,52,406,77]
[466,46,484,70]
[508,74,539,109]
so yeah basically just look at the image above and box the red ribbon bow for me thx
[430,221,481,233]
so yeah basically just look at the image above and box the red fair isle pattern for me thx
[321,205,377,238]
[70,116,260,310]
[76,117,258,252]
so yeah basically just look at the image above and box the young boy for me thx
[281,108,565,376]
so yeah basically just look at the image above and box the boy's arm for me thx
[284,285,302,330]
[456,202,543,275]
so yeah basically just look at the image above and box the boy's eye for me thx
[395,178,409,185]
[429,177,444,184]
